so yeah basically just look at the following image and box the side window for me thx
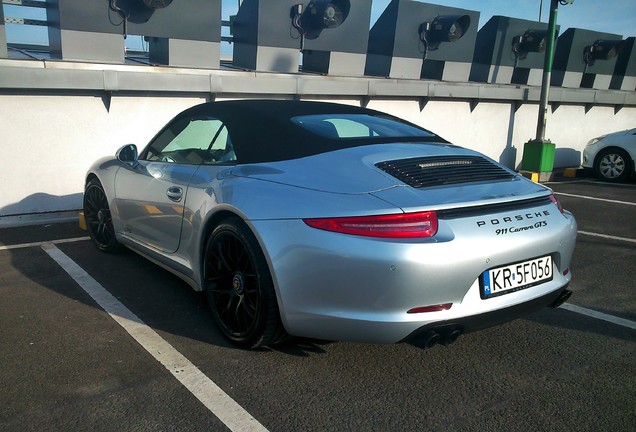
[143,116,236,165]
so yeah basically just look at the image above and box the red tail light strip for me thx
[303,211,438,238]
[549,194,564,214]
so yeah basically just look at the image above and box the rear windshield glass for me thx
[291,114,435,140]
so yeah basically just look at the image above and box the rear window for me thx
[291,114,435,139]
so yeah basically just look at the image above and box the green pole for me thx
[535,0,560,140]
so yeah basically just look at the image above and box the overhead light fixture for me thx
[584,39,624,67]
[419,15,471,52]
[511,29,551,69]
[141,0,173,8]
[291,0,351,42]
[110,0,174,33]
[512,29,549,61]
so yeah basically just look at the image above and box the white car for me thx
[582,128,636,182]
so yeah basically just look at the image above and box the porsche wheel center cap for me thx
[97,210,106,223]
[232,273,245,294]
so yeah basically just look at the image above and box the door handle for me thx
[166,186,183,202]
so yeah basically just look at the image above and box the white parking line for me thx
[544,179,636,189]
[0,236,89,251]
[41,242,269,432]
[582,180,636,188]
[561,303,636,331]
[578,231,636,244]
[554,192,636,206]
[543,180,587,185]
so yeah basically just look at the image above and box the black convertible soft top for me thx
[165,99,448,164]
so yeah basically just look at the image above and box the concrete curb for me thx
[0,210,80,228]
[519,167,588,183]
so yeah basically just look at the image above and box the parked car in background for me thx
[83,100,576,349]
[582,128,636,182]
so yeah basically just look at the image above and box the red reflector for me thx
[407,303,453,314]
[303,211,438,238]
[563,267,570,276]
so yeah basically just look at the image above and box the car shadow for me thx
[524,306,636,343]
[2,228,335,357]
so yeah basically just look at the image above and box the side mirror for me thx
[116,144,139,167]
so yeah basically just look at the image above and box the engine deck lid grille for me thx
[375,155,515,188]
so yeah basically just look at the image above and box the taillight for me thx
[303,211,438,238]
[549,194,564,214]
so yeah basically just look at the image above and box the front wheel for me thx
[203,218,287,348]
[594,148,633,182]
[84,178,122,253]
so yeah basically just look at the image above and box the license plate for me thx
[481,255,553,299]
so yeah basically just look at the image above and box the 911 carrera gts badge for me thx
[495,221,547,235]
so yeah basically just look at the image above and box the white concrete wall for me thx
[366,100,636,170]
[0,94,635,216]
[1,94,205,216]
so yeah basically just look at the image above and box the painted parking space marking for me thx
[7,232,634,418]
[582,180,636,188]
[554,192,636,206]
[41,242,269,432]
[561,303,636,331]
[545,179,636,189]
[0,236,89,251]
[578,231,636,244]
[543,180,587,185]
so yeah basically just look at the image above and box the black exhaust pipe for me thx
[549,289,572,309]
[410,327,463,349]
[420,331,441,349]
[439,328,462,346]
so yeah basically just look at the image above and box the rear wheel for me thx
[84,178,121,253]
[594,148,633,182]
[203,218,287,348]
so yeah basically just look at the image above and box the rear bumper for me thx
[403,284,570,345]
[251,206,576,344]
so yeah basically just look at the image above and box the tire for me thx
[203,218,287,348]
[83,178,122,253]
[593,147,633,182]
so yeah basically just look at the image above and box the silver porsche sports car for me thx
[84,100,577,349]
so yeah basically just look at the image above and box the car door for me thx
[114,114,235,253]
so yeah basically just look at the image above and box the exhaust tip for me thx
[410,327,464,349]
[414,331,441,349]
[424,332,441,349]
[549,289,572,309]
[439,329,462,346]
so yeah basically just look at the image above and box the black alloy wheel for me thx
[204,218,286,348]
[84,179,121,253]
[594,147,633,182]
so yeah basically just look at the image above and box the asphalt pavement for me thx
[1,176,634,432]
